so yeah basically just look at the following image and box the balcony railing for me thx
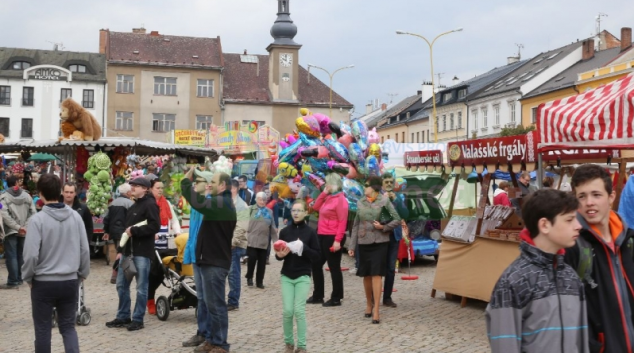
[0,98,10,106]
[22,98,34,106]
[82,101,94,109]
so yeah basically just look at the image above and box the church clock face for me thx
[280,53,293,67]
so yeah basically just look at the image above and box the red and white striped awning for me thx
[537,72,634,152]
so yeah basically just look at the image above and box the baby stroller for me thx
[155,234,198,321]
[52,281,91,327]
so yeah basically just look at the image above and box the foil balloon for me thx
[299,132,319,147]
[300,162,313,176]
[288,178,302,195]
[345,164,358,179]
[295,116,321,138]
[338,133,354,148]
[304,172,326,191]
[271,178,293,199]
[366,155,380,177]
[368,143,381,160]
[368,127,380,144]
[347,143,364,164]
[280,140,290,149]
[394,177,407,192]
[277,162,298,178]
[328,122,342,138]
[306,158,329,173]
[327,161,350,176]
[356,157,367,177]
[300,146,330,159]
[271,155,279,170]
[343,178,364,212]
[287,134,298,145]
[324,139,349,163]
[272,174,287,184]
[299,108,310,116]
[340,122,353,136]
[351,120,369,151]
[313,113,332,134]
[278,139,302,164]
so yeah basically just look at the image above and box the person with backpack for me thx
[565,164,634,353]
[486,189,589,353]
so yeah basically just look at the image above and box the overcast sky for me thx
[2,0,631,119]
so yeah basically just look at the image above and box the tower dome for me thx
[270,0,300,46]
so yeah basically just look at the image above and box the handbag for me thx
[120,237,137,282]
[377,204,393,225]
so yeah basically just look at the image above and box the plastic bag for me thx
[286,239,304,256]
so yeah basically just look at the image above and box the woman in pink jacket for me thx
[306,173,349,307]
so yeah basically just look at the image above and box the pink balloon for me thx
[368,127,380,144]
[287,135,298,144]
[280,141,289,149]
[313,113,332,134]
[346,165,358,179]
[338,134,354,148]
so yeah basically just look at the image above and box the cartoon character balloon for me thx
[366,155,380,177]
[367,143,381,160]
[295,116,321,138]
[324,139,349,163]
[368,127,380,144]
[351,120,369,151]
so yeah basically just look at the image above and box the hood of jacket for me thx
[41,203,75,222]
[4,187,30,205]
[576,211,632,247]
[493,188,507,198]
[519,228,566,269]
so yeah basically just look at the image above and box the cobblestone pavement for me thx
[0,254,490,353]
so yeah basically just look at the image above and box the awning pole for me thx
[537,153,543,189]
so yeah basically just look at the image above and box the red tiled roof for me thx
[107,31,223,68]
[222,53,352,107]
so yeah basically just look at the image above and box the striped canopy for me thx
[537,72,634,151]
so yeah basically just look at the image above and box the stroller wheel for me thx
[156,296,170,321]
[78,311,91,326]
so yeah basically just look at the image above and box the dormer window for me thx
[12,61,31,70]
[69,64,87,73]
[443,92,452,102]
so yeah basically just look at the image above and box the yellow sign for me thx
[173,130,207,146]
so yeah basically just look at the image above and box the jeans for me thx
[115,255,150,323]
[193,264,211,341]
[383,233,399,301]
[31,279,79,353]
[4,234,24,285]
[312,235,344,301]
[281,275,311,350]
[228,247,246,307]
[199,265,230,351]
[246,247,268,286]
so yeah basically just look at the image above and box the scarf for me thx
[157,196,172,226]
[366,193,378,203]
[254,206,271,220]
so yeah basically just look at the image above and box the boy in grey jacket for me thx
[22,173,90,353]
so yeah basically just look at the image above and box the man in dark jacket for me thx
[103,183,134,283]
[565,164,634,353]
[238,175,253,205]
[182,167,236,353]
[106,177,160,332]
[61,182,93,243]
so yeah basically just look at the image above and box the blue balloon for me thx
[343,177,364,212]
[351,120,369,151]
[299,132,319,147]
[279,139,302,164]
[324,139,350,163]
[366,155,380,177]
[348,143,364,164]
[306,158,329,173]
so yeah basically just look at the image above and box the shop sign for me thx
[448,135,528,166]
[24,65,71,81]
[404,150,443,165]
[173,130,206,146]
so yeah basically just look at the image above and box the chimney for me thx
[365,103,373,115]
[417,90,422,95]
[150,31,160,36]
[381,103,387,111]
[507,56,519,64]
[582,39,595,60]
[420,81,433,103]
[244,49,248,54]
[622,27,632,52]
[132,27,146,34]
[99,29,109,55]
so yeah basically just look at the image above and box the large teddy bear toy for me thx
[59,98,102,141]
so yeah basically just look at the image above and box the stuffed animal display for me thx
[59,98,102,141]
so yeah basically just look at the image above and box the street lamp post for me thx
[307,64,355,118]
[396,28,463,143]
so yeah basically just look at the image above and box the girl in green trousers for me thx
[275,200,321,353]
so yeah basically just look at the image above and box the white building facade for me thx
[0,49,106,142]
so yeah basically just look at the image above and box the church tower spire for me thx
[269,0,300,47]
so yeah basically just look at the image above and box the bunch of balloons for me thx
[273,108,387,211]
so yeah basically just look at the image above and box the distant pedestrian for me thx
[103,183,134,283]
[493,181,511,207]
[22,173,90,353]
[245,192,277,289]
[227,179,249,311]
[510,172,537,217]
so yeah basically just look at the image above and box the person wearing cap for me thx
[106,176,160,332]
[181,167,236,353]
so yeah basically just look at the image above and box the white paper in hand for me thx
[286,239,304,256]
[119,220,149,247]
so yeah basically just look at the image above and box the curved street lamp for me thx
[307,64,355,118]
[396,28,463,143]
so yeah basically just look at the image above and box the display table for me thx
[431,236,520,306]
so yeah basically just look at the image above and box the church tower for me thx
[267,0,302,102]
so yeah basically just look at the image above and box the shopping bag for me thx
[120,255,137,282]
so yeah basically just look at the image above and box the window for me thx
[442,115,447,131]
[0,86,10,105]
[417,131,420,143]
[402,132,404,142]
[115,111,133,131]
[458,89,466,99]
[12,61,30,70]
[457,112,462,129]
[494,105,500,125]
[60,88,72,102]
[482,107,488,127]
[21,118,33,138]
[152,113,176,132]
[509,102,516,122]
[69,64,87,73]
[381,136,384,143]
[531,107,538,123]
[0,118,9,137]
[395,134,398,142]
[82,90,94,108]
[387,135,390,140]
[427,130,429,142]
[472,110,478,130]
[116,74,134,93]
[154,77,177,96]
[411,133,414,143]
[450,113,454,130]
[197,79,214,98]
[196,115,213,129]
[22,87,34,106]
[443,92,452,102]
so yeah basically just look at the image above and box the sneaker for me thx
[105,318,131,328]
[147,299,156,315]
[295,348,307,353]
[306,296,324,304]
[194,341,216,353]
[208,345,228,353]
[284,343,295,353]
[322,299,342,307]
[182,335,206,347]
[256,284,265,289]
[126,321,144,331]
[383,299,397,308]
[227,305,238,311]
[0,284,19,290]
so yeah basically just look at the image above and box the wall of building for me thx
[469,92,520,139]
[434,103,467,142]
[224,104,274,127]
[377,124,408,144]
